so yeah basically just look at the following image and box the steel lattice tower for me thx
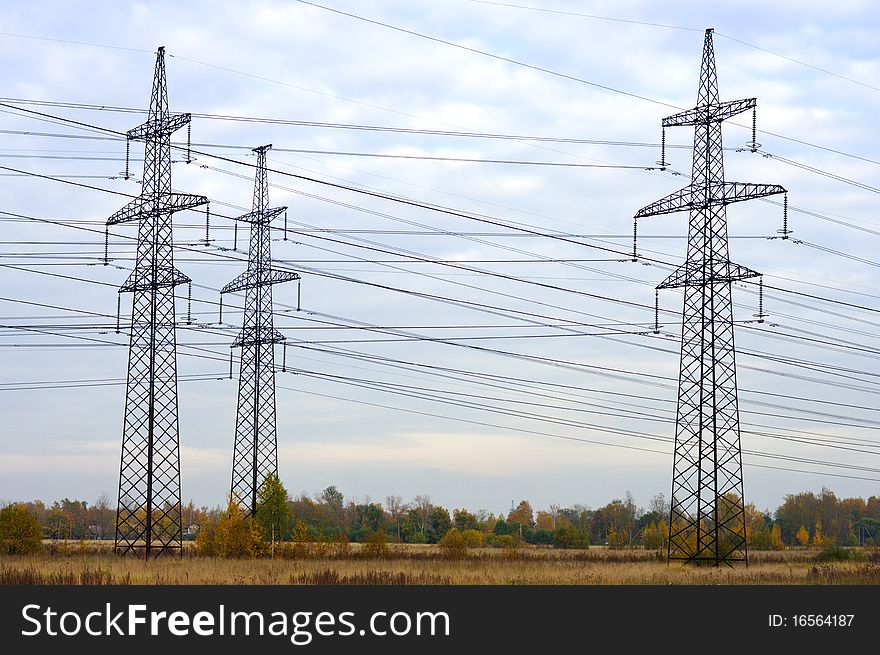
[634,29,785,565]
[108,47,208,557]
[222,145,298,516]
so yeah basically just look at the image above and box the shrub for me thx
[815,545,865,563]
[553,525,589,549]
[362,530,391,559]
[439,528,467,559]
[487,534,518,549]
[197,502,265,558]
[0,504,42,554]
[461,529,484,548]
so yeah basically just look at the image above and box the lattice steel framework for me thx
[222,145,298,516]
[108,47,208,557]
[635,29,785,565]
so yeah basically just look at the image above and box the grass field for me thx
[1,542,878,585]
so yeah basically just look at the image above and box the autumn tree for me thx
[198,502,265,558]
[642,522,662,550]
[290,519,312,558]
[535,511,555,532]
[607,525,630,549]
[461,529,484,547]
[0,504,42,554]
[656,519,669,551]
[508,500,534,528]
[796,525,810,547]
[439,528,467,559]
[362,529,391,558]
[256,473,291,554]
[770,524,784,550]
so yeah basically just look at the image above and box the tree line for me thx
[3,484,879,553]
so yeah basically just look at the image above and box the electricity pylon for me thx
[222,145,298,516]
[108,46,208,557]
[634,28,786,565]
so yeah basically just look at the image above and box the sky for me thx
[1,0,879,517]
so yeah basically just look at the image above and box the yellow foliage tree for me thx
[198,501,265,558]
[461,529,484,547]
[362,529,391,558]
[812,519,825,547]
[657,520,669,551]
[770,524,784,550]
[290,519,312,558]
[796,524,810,547]
[607,525,630,549]
[0,504,42,554]
[439,527,467,559]
[535,511,555,532]
[643,521,662,550]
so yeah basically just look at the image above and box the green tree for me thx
[426,506,452,543]
[320,485,344,532]
[256,473,291,555]
[0,504,42,554]
[453,508,479,532]
[553,525,589,549]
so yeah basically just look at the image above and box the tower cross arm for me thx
[662,98,756,127]
[634,182,785,218]
[233,206,286,226]
[221,268,300,294]
[108,193,209,225]
[127,113,192,140]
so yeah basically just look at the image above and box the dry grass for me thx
[1,543,878,585]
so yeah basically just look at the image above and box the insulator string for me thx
[657,127,668,170]
[653,289,660,334]
[632,218,638,262]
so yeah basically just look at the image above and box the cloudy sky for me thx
[1,0,879,516]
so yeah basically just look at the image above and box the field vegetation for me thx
[1,540,879,586]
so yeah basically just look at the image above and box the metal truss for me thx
[110,47,208,557]
[222,145,298,516]
[634,29,785,565]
